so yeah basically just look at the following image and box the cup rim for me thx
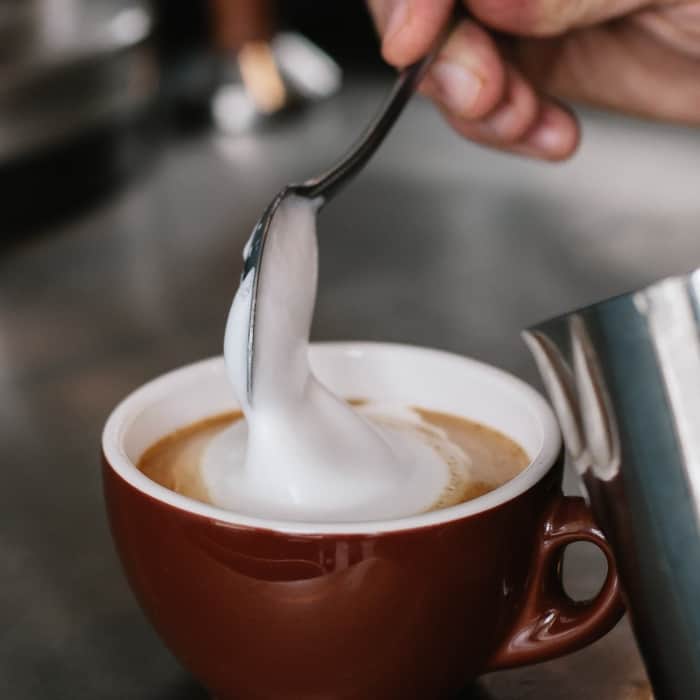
[102,342,561,535]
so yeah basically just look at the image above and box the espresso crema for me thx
[139,406,530,515]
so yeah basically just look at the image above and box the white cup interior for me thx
[103,342,561,534]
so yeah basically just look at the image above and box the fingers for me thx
[366,0,455,66]
[367,2,581,160]
[467,0,656,37]
[420,20,507,120]
[472,65,539,142]
[418,19,578,159]
[439,73,580,160]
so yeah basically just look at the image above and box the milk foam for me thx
[206,196,474,521]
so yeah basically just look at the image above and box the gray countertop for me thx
[3,77,699,698]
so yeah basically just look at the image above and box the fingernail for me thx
[431,62,482,116]
[527,121,564,153]
[384,0,409,44]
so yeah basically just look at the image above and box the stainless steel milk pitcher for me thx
[524,270,700,700]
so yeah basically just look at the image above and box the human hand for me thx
[367,0,700,160]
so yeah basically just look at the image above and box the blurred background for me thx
[0,0,384,233]
[2,1,698,698]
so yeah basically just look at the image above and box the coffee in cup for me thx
[139,405,530,518]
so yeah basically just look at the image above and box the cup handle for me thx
[487,494,625,671]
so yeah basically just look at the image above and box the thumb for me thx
[467,0,658,36]
[367,0,455,66]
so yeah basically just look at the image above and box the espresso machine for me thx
[525,271,700,699]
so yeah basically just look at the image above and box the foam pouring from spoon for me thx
[202,195,469,522]
[202,18,465,521]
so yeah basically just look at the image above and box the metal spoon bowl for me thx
[240,24,453,402]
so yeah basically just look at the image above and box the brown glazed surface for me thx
[103,457,623,700]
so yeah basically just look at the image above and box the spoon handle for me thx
[297,20,455,205]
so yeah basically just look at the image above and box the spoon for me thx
[240,23,454,403]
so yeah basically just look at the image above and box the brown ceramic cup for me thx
[102,343,624,700]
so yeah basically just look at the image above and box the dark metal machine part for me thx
[0,0,157,233]
[3,78,696,698]
[0,0,154,163]
[526,275,700,700]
